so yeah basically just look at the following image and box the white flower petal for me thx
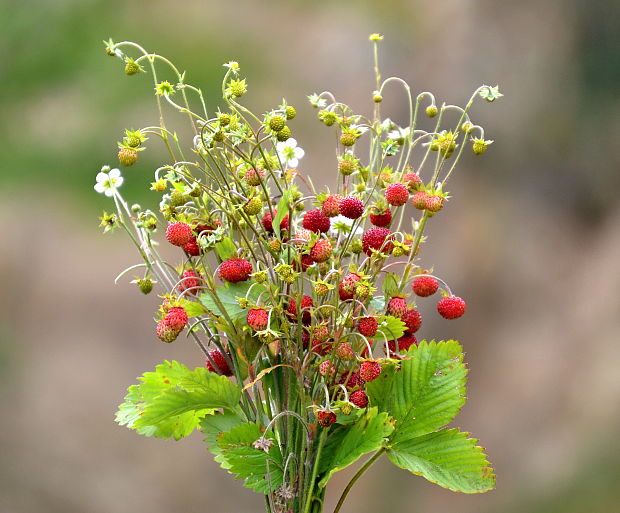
[94,183,105,193]
[294,147,305,159]
[276,141,287,152]
[287,138,297,148]
[108,168,121,179]
[115,177,124,187]
[96,172,108,183]
[104,188,115,197]
[288,158,299,168]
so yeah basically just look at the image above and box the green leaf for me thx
[382,273,400,297]
[115,360,210,440]
[215,237,237,261]
[376,315,406,341]
[179,298,208,318]
[199,282,265,322]
[366,340,466,443]
[134,369,241,429]
[273,191,291,239]
[201,412,245,468]
[215,422,284,493]
[318,408,394,488]
[387,428,495,493]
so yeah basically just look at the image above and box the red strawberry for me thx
[312,339,332,356]
[339,272,361,300]
[386,297,407,318]
[350,389,368,408]
[402,172,422,192]
[298,254,315,271]
[359,361,382,382]
[402,308,422,334]
[165,222,193,246]
[163,306,188,331]
[288,295,313,324]
[369,207,392,227]
[412,276,439,297]
[155,320,179,343]
[388,334,417,353]
[317,410,336,427]
[425,195,444,212]
[247,308,269,331]
[182,236,201,256]
[262,210,290,233]
[437,296,466,319]
[339,196,365,219]
[206,349,233,376]
[385,183,409,206]
[358,316,379,337]
[310,239,332,263]
[412,191,429,210]
[362,227,393,256]
[301,330,310,349]
[243,167,266,186]
[321,194,342,217]
[179,270,201,295]
[335,343,354,360]
[218,258,253,283]
[338,371,364,389]
[318,360,336,378]
[302,209,331,233]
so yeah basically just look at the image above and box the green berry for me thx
[340,133,356,147]
[218,113,231,126]
[319,110,337,126]
[137,278,154,294]
[269,116,286,132]
[243,196,263,215]
[426,105,438,118]
[170,190,188,206]
[124,59,142,75]
[285,106,297,120]
[276,126,291,142]
[118,147,138,166]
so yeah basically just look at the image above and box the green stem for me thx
[332,448,386,513]
[303,428,329,513]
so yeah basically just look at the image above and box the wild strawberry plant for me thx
[98,34,500,513]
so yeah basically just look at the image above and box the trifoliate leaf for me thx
[376,315,407,341]
[387,428,495,493]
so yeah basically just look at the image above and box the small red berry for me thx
[218,258,253,283]
[179,270,201,295]
[318,360,336,378]
[350,390,368,408]
[317,410,337,427]
[359,361,382,382]
[412,191,429,210]
[206,349,232,376]
[369,208,392,227]
[338,371,364,389]
[437,296,467,319]
[386,297,407,318]
[385,183,409,206]
[425,195,444,213]
[298,254,315,271]
[339,196,365,219]
[402,308,422,334]
[262,210,289,233]
[412,276,439,297]
[163,307,188,331]
[402,172,423,192]
[288,295,313,324]
[388,334,417,353]
[309,239,332,263]
[302,209,331,233]
[312,339,332,356]
[243,167,266,186]
[362,227,393,256]
[321,194,342,217]
[165,222,193,246]
[358,316,379,337]
[247,308,269,331]
[339,272,361,300]
[182,236,201,256]
[155,320,179,343]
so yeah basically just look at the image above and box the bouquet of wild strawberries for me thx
[97,34,500,513]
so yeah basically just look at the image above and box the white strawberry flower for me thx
[94,166,123,197]
[276,138,305,168]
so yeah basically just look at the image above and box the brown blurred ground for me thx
[1,0,619,512]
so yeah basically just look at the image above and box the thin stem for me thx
[332,448,386,513]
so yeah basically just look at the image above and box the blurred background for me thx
[1,0,619,512]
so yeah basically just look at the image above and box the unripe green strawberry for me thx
[472,138,490,155]
[170,190,188,206]
[269,115,286,132]
[276,126,291,142]
[218,113,231,126]
[243,196,262,215]
[338,158,357,176]
[124,59,141,75]
[340,402,353,415]
[118,147,138,166]
[340,133,356,147]
[350,239,363,254]
[268,238,282,253]
[125,135,141,148]
[319,110,337,126]
[314,281,330,297]
[213,130,224,142]
[285,105,296,120]
[136,278,154,294]
[412,191,429,210]
[426,105,438,117]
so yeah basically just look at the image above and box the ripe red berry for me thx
[312,339,332,356]
[206,349,232,376]
[386,296,407,318]
[402,308,422,334]
[437,296,467,319]
[321,194,342,217]
[369,208,392,227]
[163,306,188,331]
[425,195,444,213]
[338,371,365,389]
[350,389,368,408]
[165,222,193,246]
[179,270,201,295]
[156,320,179,343]
[412,191,429,210]
[247,308,269,331]
[309,239,332,263]
[358,316,379,337]
[339,272,361,300]
[317,410,337,427]
[218,258,253,283]
[385,183,409,206]
[359,361,382,382]
[288,295,313,324]
[262,210,290,233]
[339,196,365,219]
[402,172,423,192]
[182,236,201,256]
[298,254,315,271]
[302,209,331,233]
[362,227,393,256]
[412,276,439,297]
[388,334,417,353]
